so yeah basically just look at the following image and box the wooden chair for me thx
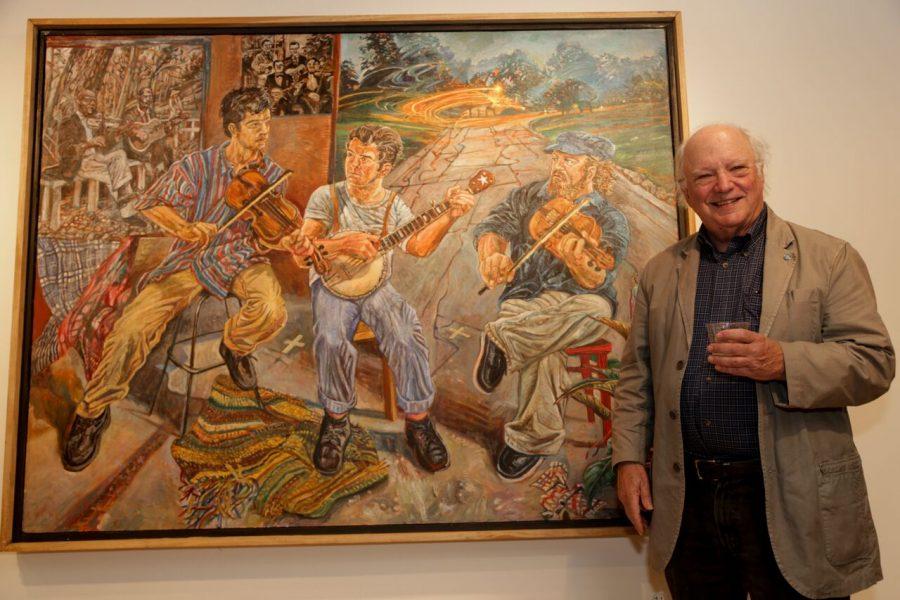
[564,339,613,443]
[39,178,66,229]
[128,159,149,191]
[72,172,107,212]
[352,322,398,420]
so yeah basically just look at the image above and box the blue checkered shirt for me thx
[680,209,767,459]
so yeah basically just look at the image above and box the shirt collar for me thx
[697,204,768,256]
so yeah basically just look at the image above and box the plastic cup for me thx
[706,321,751,343]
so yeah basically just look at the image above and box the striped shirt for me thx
[680,208,767,459]
[134,142,286,297]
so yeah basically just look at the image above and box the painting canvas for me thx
[3,14,687,550]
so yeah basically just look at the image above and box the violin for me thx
[527,196,615,273]
[224,168,330,273]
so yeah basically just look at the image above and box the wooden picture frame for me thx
[3,12,689,552]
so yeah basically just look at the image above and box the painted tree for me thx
[340,59,360,95]
[360,32,401,73]
[489,50,543,104]
[388,32,458,90]
[627,73,668,102]
[543,78,596,113]
[546,41,596,80]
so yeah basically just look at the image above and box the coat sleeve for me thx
[776,242,895,409]
[611,266,655,467]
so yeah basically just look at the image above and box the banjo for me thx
[322,169,495,299]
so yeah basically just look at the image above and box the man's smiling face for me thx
[682,125,765,247]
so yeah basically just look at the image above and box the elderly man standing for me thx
[612,124,894,599]
[474,131,629,481]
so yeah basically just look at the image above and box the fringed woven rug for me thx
[172,375,389,528]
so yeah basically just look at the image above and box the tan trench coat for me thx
[612,207,894,599]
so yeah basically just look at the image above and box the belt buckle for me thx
[693,458,706,481]
[693,458,729,482]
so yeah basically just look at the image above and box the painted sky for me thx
[342,28,667,70]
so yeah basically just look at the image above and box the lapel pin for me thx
[783,253,793,261]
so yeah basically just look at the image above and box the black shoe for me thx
[313,412,352,475]
[496,444,542,482]
[405,416,450,472]
[219,341,257,390]
[474,333,506,393]
[62,407,111,472]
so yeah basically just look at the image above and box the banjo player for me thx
[298,124,475,475]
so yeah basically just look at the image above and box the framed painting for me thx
[2,12,689,551]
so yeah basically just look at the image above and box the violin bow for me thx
[477,196,592,296]
[215,169,293,235]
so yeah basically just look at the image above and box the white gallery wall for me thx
[0,0,896,598]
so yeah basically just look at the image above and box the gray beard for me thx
[548,170,590,200]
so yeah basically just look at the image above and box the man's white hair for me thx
[674,124,769,199]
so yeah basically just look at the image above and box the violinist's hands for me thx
[557,232,607,289]
[444,185,475,218]
[177,222,217,247]
[337,232,379,260]
[558,232,596,263]
[478,252,514,289]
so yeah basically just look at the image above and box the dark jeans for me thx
[664,457,849,600]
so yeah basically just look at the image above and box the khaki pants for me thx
[79,148,133,196]
[485,291,612,455]
[78,264,286,418]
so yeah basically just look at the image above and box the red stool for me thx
[564,340,613,443]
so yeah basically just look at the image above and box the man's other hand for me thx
[616,462,653,535]
[337,232,379,260]
[278,229,315,257]
[708,329,786,381]
[445,185,476,218]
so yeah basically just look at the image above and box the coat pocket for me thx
[816,454,877,566]
[784,287,823,342]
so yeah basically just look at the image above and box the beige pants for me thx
[78,264,286,418]
[79,148,133,196]
[485,291,612,455]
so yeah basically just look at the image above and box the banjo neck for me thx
[377,168,495,253]
[322,169,494,300]
[378,200,453,253]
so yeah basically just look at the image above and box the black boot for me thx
[219,341,257,390]
[405,416,450,472]
[474,333,506,393]
[496,444,542,481]
[62,407,111,472]
[313,412,352,475]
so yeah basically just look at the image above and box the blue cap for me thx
[544,130,615,161]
